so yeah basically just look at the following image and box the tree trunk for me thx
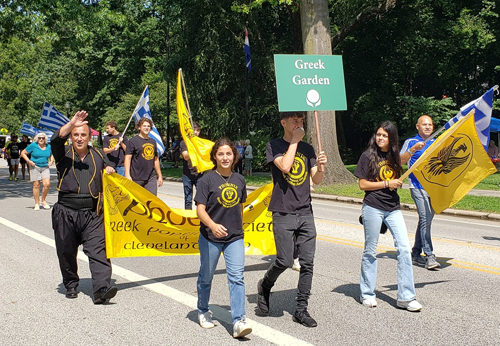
[300,0,356,184]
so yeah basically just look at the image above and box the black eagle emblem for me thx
[425,137,470,176]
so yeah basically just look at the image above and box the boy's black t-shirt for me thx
[266,138,317,214]
[103,133,128,168]
[179,140,199,179]
[194,170,247,243]
[7,141,21,159]
[125,135,157,181]
[354,150,400,212]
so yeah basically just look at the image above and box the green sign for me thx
[274,54,347,112]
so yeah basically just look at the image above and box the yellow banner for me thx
[103,173,276,258]
[176,70,214,172]
[411,110,497,214]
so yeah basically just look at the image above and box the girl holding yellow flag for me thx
[194,138,252,338]
[354,121,422,312]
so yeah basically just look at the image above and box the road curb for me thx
[163,177,500,221]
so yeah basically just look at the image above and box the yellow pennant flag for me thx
[103,173,276,258]
[410,110,497,214]
[176,70,214,172]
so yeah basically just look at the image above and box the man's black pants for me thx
[262,212,317,311]
[52,203,112,295]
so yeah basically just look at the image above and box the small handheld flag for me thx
[38,102,70,131]
[19,122,54,142]
[20,122,38,137]
[132,86,165,156]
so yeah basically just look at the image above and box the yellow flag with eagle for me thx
[176,69,214,172]
[409,109,497,213]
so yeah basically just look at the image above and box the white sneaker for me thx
[292,258,301,272]
[233,316,252,338]
[397,299,422,312]
[361,297,377,308]
[198,311,214,329]
[34,204,40,211]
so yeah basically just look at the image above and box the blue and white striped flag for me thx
[38,102,70,131]
[20,122,38,137]
[38,128,54,142]
[132,86,165,156]
[444,87,495,152]
[19,122,54,142]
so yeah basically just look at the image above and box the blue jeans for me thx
[197,235,246,324]
[360,204,416,302]
[410,188,435,256]
[115,166,125,177]
[182,174,201,209]
[262,212,316,311]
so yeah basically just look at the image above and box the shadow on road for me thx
[0,167,58,202]
[483,236,500,242]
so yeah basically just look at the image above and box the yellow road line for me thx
[317,233,500,276]
[316,218,500,252]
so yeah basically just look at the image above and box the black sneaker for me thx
[65,287,78,299]
[412,254,426,266]
[93,286,118,304]
[292,309,318,327]
[256,279,270,315]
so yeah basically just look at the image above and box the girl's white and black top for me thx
[194,170,247,243]
[354,150,400,212]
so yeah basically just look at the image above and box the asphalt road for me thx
[1,165,499,346]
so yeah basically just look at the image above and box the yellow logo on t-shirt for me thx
[217,183,240,208]
[378,160,395,181]
[109,138,119,148]
[283,152,308,186]
[142,143,155,160]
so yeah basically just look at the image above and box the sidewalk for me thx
[164,175,500,221]
[2,158,498,220]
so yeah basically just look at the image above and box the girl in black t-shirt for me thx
[194,138,252,338]
[354,121,422,312]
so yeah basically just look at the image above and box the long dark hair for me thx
[210,137,239,170]
[365,121,403,181]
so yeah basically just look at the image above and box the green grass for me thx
[162,163,500,214]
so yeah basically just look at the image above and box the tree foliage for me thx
[0,0,499,166]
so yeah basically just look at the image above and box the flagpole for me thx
[245,67,249,133]
[313,110,324,171]
[121,85,149,138]
[179,69,194,128]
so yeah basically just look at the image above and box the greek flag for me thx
[444,87,495,152]
[38,102,70,131]
[19,122,54,142]
[20,122,38,137]
[244,28,251,71]
[132,86,165,155]
[38,129,54,142]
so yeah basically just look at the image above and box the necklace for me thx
[215,170,233,184]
